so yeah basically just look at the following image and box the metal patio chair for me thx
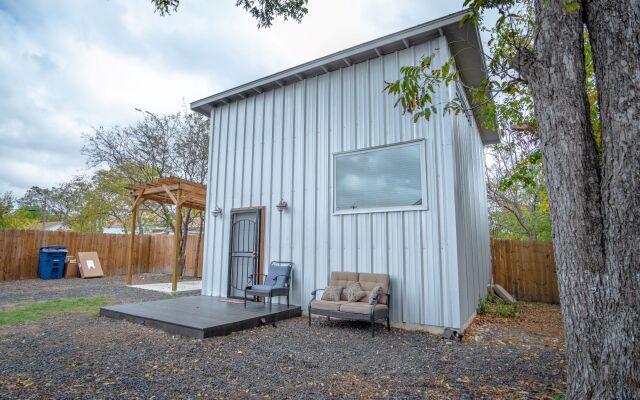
[244,261,292,312]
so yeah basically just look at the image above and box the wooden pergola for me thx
[126,177,206,291]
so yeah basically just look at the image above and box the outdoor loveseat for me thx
[308,271,390,337]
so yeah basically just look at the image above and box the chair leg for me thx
[387,316,391,331]
[308,309,311,327]
[287,295,289,308]
[244,293,247,308]
[327,316,330,321]
[269,297,272,313]
[371,318,375,338]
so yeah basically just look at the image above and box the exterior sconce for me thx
[276,200,288,212]
[211,207,222,217]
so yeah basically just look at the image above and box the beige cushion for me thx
[310,299,346,311]
[358,273,390,304]
[339,302,388,314]
[330,272,358,301]
[344,282,368,302]
[321,286,342,302]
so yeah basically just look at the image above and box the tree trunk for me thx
[514,1,608,397]
[584,1,640,397]
[136,207,144,235]
[178,209,191,276]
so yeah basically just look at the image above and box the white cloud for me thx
[0,0,468,196]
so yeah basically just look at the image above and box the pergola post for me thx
[172,190,183,292]
[127,194,143,286]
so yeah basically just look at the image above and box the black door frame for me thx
[227,207,264,299]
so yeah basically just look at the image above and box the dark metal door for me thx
[228,209,261,299]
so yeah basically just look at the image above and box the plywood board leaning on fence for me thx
[77,252,104,278]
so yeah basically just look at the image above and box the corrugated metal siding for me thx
[202,36,481,328]
[451,92,492,328]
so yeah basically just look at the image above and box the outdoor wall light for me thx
[276,200,288,212]
[212,207,222,217]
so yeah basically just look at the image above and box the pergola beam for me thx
[125,177,207,211]
[162,184,178,205]
[130,184,180,197]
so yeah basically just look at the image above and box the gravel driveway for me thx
[0,276,566,399]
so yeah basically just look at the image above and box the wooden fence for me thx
[1,231,559,303]
[491,239,559,304]
[0,229,203,281]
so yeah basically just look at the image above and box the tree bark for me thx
[584,1,640,397]
[514,1,610,397]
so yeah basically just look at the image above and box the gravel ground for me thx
[0,274,197,309]
[0,276,566,399]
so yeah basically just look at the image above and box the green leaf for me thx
[562,1,581,14]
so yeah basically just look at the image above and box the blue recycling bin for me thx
[39,246,68,280]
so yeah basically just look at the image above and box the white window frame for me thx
[332,139,428,215]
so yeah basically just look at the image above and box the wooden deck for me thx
[100,296,302,338]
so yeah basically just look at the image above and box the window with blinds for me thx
[333,140,427,214]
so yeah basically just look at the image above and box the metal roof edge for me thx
[190,10,471,112]
[191,9,500,145]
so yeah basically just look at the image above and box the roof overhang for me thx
[190,9,499,145]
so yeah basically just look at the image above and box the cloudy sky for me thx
[0,0,475,196]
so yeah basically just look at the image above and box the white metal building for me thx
[191,10,498,332]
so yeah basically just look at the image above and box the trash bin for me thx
[39,246,68,280]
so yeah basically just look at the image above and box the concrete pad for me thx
[129,280,202,294]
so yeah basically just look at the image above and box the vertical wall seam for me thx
[313,77,319,290]
[290,85,297,263]
[267,90,276,271]
[326,75,332,283]
[339,68,344,272]
[241,99,247,206]
[301,79,307,301]
[259,94,266,207]
[352,65,359,272]
[249,97,256,205]
[218,105,232,295]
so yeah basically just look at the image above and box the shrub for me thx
[477,291,518,318]
[497,303,518,318]
[478,297,491,314]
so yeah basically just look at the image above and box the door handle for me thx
[251,251,257,259]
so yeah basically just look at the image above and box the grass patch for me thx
[0,296,110,326]
[477,291,518,318]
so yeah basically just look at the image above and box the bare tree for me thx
[486,128,550,240]
[83,107,209,275]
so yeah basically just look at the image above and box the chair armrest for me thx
[271,274,291,284]
[247,273,268,285]
[370,292,391,313]
[309,288,327,310]
[377,293,390,302]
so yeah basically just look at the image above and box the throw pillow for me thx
[368,285,382,304]
[344,282,368,302]
[321,286,342,302]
